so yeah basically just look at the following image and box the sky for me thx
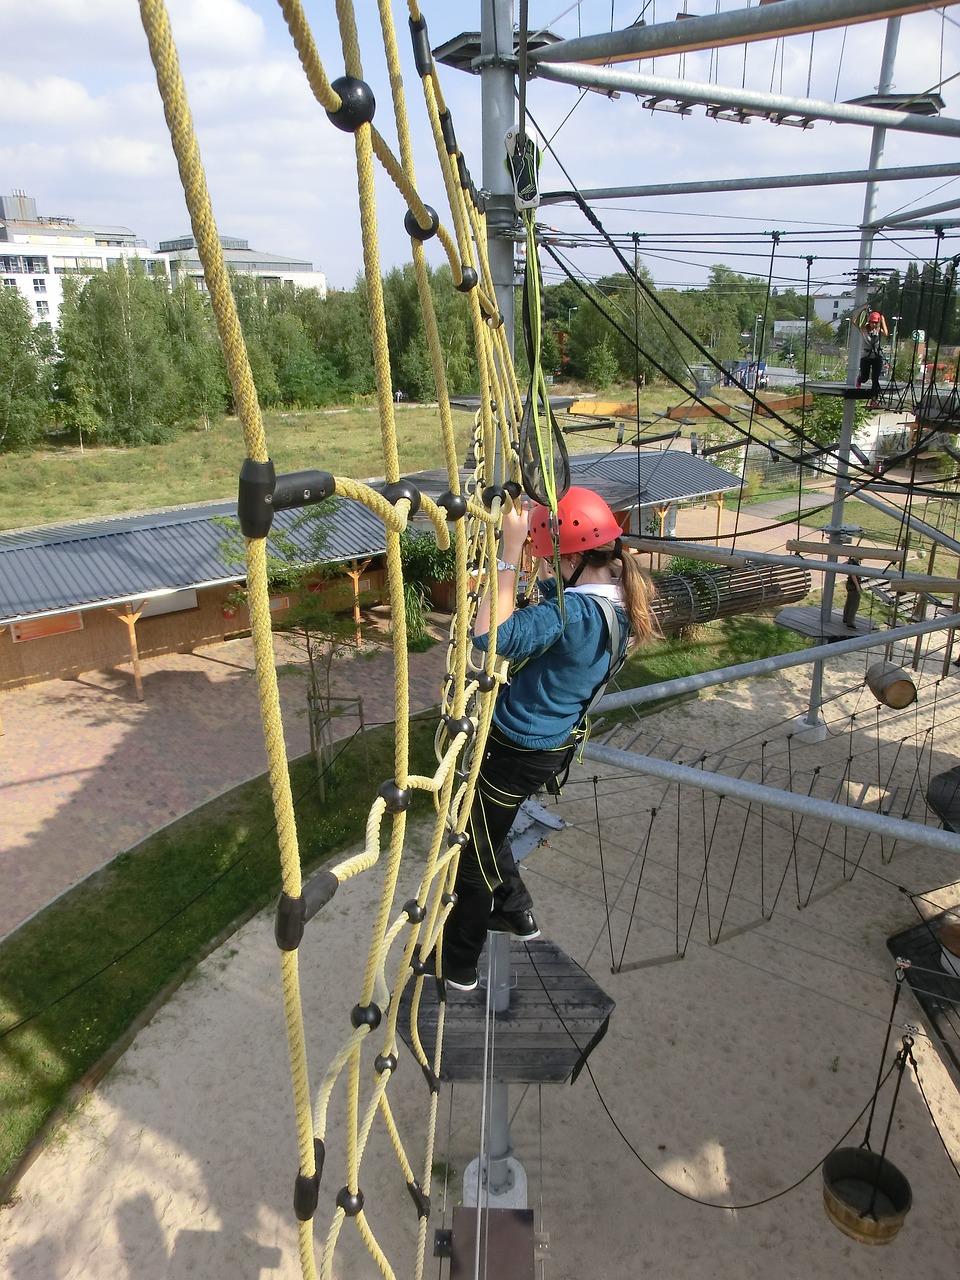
[3,1,960,301]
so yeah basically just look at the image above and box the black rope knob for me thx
[504,480,522,501]
[486,310,504,329]
[455,266,478,293]
[326,77,375,132]
[437,490,467,521]
[381,479,421,516]
[378,779,412,813]
[404,899,426,923]
[351,1003,382,1030]
[336,1186,364,1217]
[477,672,497,692]
[404,204,440,241]
[446,832,468,849]
[443,715,474,743]
[375,1052,398,1074]
[442,891,457,906]
[482,484,507,509]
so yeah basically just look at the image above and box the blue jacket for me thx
[473,581,627,749]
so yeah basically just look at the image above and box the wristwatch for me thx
[495,559,518,573]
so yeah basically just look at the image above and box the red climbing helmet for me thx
[869,311,882,323]
[529,486,623,557]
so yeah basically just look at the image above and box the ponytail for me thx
[582,540,658,645]
[618,550,658,646]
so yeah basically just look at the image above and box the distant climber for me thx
[856,308,889,405]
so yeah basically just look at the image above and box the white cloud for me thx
[4,2,959,290]
[0,75,104,129]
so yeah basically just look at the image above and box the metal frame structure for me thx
[466,0,960,1239]
[473,0,960,789]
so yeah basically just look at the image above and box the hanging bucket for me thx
[822,1147,912,1245]
[865,662,917,710]
[940,921,960,979]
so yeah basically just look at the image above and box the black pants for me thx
[860,352,883,394]
[442,727,577,970]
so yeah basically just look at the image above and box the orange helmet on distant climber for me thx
[529,486,623,557]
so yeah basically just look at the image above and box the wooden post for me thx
[108,601,145,701]
[346,558,371,649]
[714,492,725,545]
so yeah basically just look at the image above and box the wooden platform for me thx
[443,1208,535,1279]
[807,381,876,400]
[775,605,877,640]
[398,938,615,1084]
[887,911,960,1088]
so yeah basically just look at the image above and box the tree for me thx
[264,309,337,407]
[806,394,869,447]
[0,286,49,450]
[585,334,619,390]
[166,279,230,427]
[54,261,181,444]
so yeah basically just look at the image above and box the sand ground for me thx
[3,644,960,1280]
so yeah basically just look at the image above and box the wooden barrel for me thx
[940,921,960,978]
[822,1147,912,1245]
[865,662,917,709]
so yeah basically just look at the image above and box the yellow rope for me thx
[142,1,529,1275]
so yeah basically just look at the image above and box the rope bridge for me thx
[137,2,536,1276]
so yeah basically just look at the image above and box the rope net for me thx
[137,2,544,1276]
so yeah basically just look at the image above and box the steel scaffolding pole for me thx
[867,195,960,228]
[581,738,960,857]
[595,610,960,713]
[530,0,956,65]
[855,490,960,561]
[531,62,960,140]
[624,535,960,591]
[804,17,901,731]
[540,162,960,207]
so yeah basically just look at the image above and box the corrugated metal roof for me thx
[569,451,742,505]
[0,498,387,626]
[0,450,740,626]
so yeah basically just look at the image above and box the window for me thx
[25,256,48,274]
[35,299,49,317]
[3,278,16,289]
[33,277,46,294]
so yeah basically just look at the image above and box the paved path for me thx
[0,634,448,940]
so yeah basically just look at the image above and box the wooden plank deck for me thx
[399,939,615,1084]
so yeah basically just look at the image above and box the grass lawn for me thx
[1,383,812,533]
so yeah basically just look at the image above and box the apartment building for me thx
[1,189,326,327]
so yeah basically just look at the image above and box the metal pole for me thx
[806,16,901,730]
[531,61,960,141]
[625,534,960,590]
[867,195,960,228]
[480,0,517,989]
[581,738,960,857]
[478,0,524,1212]
[856,489,960,560]
[531,0,954,65]
[540,162,960,207]
[596,610,960,713]
[481,0,516,372]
